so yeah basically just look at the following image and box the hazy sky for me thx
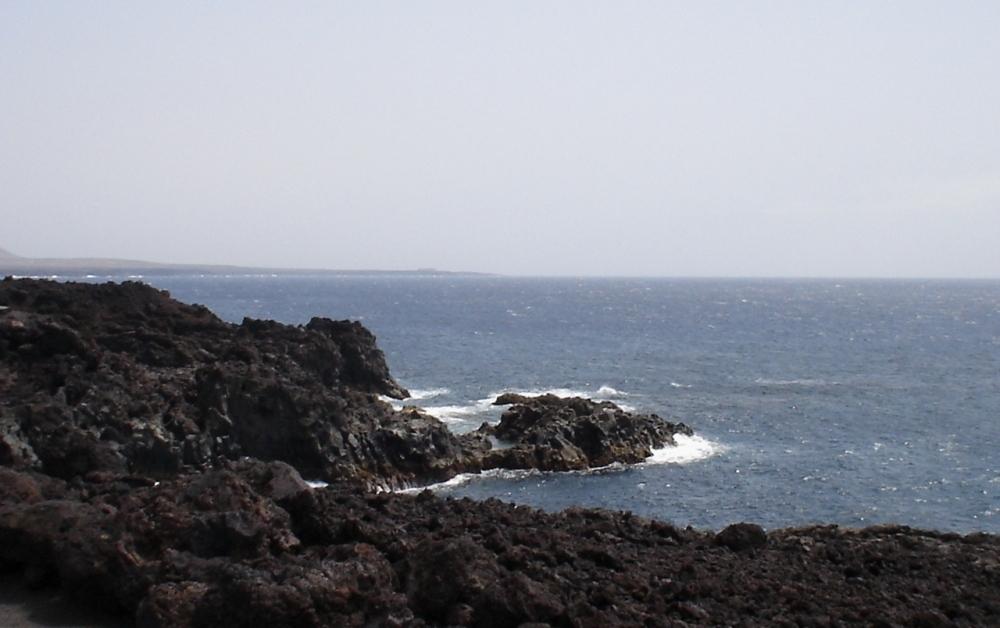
[2,2,998,277]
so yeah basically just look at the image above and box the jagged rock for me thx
[479,393,693,471]
[0,462,997,626]
[0,279,490,488]
[0,279,698,488]
[0,466,69,503]
[4,278,996,626]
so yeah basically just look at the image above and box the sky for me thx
[2,2,999,277]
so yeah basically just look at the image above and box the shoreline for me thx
[2,278,998,626]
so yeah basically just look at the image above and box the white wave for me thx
[416,385,638,425]
[404,387,450,401]
[491,385,630,402]
[644,434,724,465]
[669,382,692,389]
[422,404,490,423]
[507,387,592,399]
[596,385,628,397]
[400,436,723,494]
[398,467,544,493]
[377,395,405,411]
[399,472,475,493]
[305,480,328,489]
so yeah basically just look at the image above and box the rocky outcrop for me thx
[3,278,998,626]
[0,278,485,488]
[478,394,692,471]
[0,279,690,488]
[0,461,998,627]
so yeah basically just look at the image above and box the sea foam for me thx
[406,385,638,425]
[404,387,450,401]
[397,467,544,493]
[396,434,723,494]
[644,434,724,465]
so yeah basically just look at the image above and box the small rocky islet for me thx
[0,278,997,627]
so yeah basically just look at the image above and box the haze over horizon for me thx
[2,2,998,278]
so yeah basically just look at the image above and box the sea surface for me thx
[66,275,1000,532]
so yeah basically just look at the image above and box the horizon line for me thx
[1,247,997,281]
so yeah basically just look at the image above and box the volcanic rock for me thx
[3,278,999,627]
[0,278,487,488]
[715,522,768,551]
[479,393,692,471]
[0,462,997,626]
[0,279,697,488]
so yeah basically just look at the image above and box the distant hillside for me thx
[0,247,489,277]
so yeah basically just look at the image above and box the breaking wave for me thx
[643,434,724,465]
[397,434,723,494]
[377,395,405,411]
[396,469,535,493]
[416,385,638,424]
[421,400,497,423]
[404,387,450,401]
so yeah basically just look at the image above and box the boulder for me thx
[715,522,768,551]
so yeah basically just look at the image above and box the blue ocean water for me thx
[106,275,1000,532]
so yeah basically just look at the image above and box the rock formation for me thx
[0,278,680,490]
[0,279,451,487]
[1,278,998,627]
[1,460,998,627]
[478,394,692,471]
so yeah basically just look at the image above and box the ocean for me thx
[85,275,1000,532]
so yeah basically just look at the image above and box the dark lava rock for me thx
[3,278,999,627]
[0,279,698,487]
[715,522,768,551]
[480,393,693,471]
[0,278,488,488]
[0,462,997,627]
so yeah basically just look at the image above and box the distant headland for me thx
[0,246,491,277]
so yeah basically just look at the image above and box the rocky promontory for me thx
[2,278,999,627]
[0,278,682,489]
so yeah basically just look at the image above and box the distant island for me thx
[0,246,490,277]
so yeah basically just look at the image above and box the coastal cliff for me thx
[1,278,998,627]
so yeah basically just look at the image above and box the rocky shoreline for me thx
[1,278,998,626]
